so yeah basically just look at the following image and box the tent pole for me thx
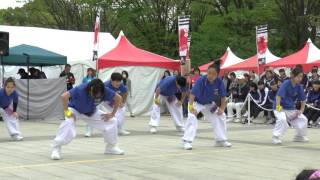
[23,53,30,120]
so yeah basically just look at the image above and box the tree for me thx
[276,0,320,50]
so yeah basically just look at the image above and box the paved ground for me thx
[0,116,318,180]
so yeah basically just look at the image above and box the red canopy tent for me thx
[222,49,280,73]
[199,47,243,73]
[267,39,320,72]
[98,33,180,70]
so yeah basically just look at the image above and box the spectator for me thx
[122,70,134,117]
[295,64,308,88]
[59,64,75,90]
[82,68,96,84]
[227,75,249,123]
[243,82,260,124]
[228,72,237,96]
[162,70,171,80]
[304,80,320,127]
[29,67,39,79]
[190,67,201,88]
[39,70,47,79]
[265,80,278,124]
[173,70,180,76]
[262,70,278,89]
[222,71,231,94]
[278,68,289,82]
[249,70,259,84]
[306,69,320,91]
[17,68,28,79]
[244,73,250,83]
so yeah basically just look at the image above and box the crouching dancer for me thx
[51,79,124,160]
[182,62,231,150]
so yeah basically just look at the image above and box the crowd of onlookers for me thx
[164,64,320,128]
[17,67,47,79]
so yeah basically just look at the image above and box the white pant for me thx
[227,102,244,119]
[0,108,22,137]
[149,95,184,128]
[53,108,118,148]
[86,103,127,133]
[182,103,228,142]
[101,103,126,130]
[273,110,308,137]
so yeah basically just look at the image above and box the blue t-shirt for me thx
[104,80,128,94]
[0,88,18,109]
[158,76,187,96]
[273,80,306,110]
[82,76,96,84]
[191,76,226,105]
[68,83,115,115]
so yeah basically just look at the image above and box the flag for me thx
[178,15,190,65]
[256,25,268,65]
[92,9,100,61]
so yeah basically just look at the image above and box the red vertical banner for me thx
[256,25,268,68]
[178,15,190,65]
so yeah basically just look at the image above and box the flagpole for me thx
[256,26,260,76]
[93,9,100,79]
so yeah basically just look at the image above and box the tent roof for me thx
[199,47,243,72]
[267,39,320,71]
[98,31,180,70]
[222,48,280,72]
[2,44,67,66]
[0,25,116,63]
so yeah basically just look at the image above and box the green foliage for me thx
[1,0,320,68]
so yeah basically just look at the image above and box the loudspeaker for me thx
[0,32,9,56]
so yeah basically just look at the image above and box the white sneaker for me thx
[105,145,125,155]
[226,118,232,122]
[51,146,61,160]
[12,134,24,141]
[176,126,185,132]
[272,136,282,145]
[150,127,157,134]
[214,141,232,147]
[293,136,309,142]
[84,126,92,137]
[84,132,92,137]
[233,119,241,123]
[183,142,192,150]
[119,129,131,136]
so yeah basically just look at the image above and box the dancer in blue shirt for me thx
[272,68,309,144]
[182,62,231,150]
[0,78,23,141]
[51,79,124,160]
[149,75,188,134]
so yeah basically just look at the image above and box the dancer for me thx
[272,67,309,145]
[149,75,187,134]
[182,62,232,150]
[51,79,124,160]
[0,77,24,141]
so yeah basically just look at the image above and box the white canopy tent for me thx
[0,25,117,85]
